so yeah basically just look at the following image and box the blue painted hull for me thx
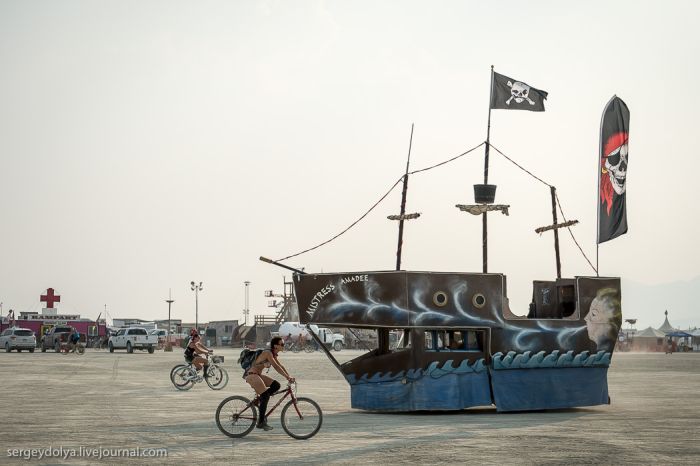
[347,352,613,412]
[491,366,610,411]
[349,367,492,411]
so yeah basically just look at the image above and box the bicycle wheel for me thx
[281,397,323,440]
[215,396,257,438]
[206,366,229,390]
[170,363,193,380]
[304,345,315,353]
[171,365,195,391]
[76,344,85,355]
[169,364,183,381]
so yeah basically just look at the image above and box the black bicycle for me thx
[215,382,322,440]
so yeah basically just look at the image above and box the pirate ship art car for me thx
[262,77,628,412]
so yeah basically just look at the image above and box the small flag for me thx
[597,96,630,244]
[490,71,548,111]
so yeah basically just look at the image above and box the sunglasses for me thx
[277,342,285,347]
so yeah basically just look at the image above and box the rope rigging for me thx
[275,142,485,262]
[275,139,597,273]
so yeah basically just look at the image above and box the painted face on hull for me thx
[585,288,622,351]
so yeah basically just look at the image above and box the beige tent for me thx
[658,316,676,334]
[630,326,666,352]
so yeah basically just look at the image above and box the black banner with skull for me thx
[598,96,630,244]
[490,72,548,111]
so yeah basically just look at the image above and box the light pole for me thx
[165,289,174,352]
[191,281,203,332]
[244,281,250,326]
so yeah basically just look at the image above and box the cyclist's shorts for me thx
[184,355,194,363]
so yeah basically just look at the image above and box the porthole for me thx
[433,291,448,307]
[472,293,486,309]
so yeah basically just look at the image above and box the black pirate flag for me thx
[598,96,630,244]
[490,72,548,111]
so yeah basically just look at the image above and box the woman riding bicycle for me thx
[184,330,211,379]
[244,336,295,431]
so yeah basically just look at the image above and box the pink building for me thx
[0,288,106,343]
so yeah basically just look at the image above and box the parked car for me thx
[41,325,76,352]
[150,329,168,338]
[109,327,158,353]
[1,327,36,352]
[150,329,169,348]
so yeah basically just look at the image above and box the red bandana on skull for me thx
[600,132,629,215]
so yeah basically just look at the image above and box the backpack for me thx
[238,348,264,371]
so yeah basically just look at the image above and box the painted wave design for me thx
[492,350,611,370]
[319,277,590,352]
[345,358,487,384]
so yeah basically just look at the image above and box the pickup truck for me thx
[314,326,346,351]
[108,327,158,353]
[41,325,76,352]
[279,322,346,351]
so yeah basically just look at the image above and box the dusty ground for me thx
[1,348,698,465]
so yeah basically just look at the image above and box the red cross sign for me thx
[41,288,61,308]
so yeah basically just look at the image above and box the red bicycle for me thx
[215,382,322,439]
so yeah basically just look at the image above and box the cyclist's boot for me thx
[267,380,281,396]
[256,391,273,431]
[257,420,273,431]
[203,364,210,378]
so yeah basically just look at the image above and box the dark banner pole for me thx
[395,124,414,271]
[483,65,494,273]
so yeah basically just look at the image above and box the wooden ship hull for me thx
[294,271,622,412]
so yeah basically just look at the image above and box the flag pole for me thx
[596,97,609,278]
[483,65,494,273]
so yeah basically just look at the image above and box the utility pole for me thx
[243,281,251,326]
[165,289,174,352]
[190,281,203,332]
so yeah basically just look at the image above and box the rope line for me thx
[491,142,596,273]
[276,176,404,262]
[276,140,595,273]
[555,193,598,274]
[488,143,551,187]
[276,142,485,262]
[408,141,485,175]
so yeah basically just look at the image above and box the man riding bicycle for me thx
[244,336,295,431]
[184,330,211,381]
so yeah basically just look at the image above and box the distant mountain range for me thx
[621,276,699,330]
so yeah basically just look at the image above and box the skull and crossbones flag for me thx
[490,71,548,111]
[598,96,630,244]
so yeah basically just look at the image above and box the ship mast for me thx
[381,124,421,355]
[388,123,420,270]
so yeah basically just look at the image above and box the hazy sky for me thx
[1,1,698,330]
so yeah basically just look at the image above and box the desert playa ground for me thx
[1,349,699,465]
